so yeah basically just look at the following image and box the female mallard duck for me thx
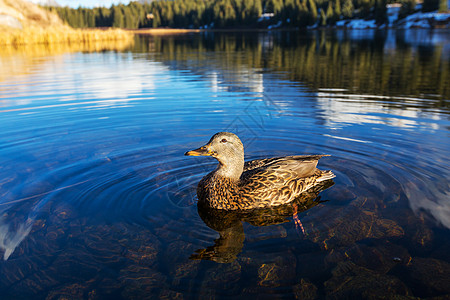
[185,132,335,210]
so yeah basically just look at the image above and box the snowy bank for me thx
[336,19,378,29]
[396,11,450,28]
[335,9,450,29]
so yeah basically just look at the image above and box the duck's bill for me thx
[184,145,214,156]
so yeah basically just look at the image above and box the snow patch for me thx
[397,11,450,28]
[335,10,450,29]
[336,19,377,29]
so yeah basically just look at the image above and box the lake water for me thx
[0,30,449,299]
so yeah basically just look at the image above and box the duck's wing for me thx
[239,155,332,207]
[243,155,329,177]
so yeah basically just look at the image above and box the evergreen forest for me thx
[45,0,448,29]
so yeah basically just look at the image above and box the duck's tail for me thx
[316,170,336,182]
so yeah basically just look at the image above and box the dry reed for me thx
[0,27,134,47]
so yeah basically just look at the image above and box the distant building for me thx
[386,3,402,8]
[258,13,274,22]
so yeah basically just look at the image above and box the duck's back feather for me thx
[237,155,332,208]
[244,155,329,176]
[197,155,334,210]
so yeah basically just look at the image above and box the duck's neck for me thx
[214,157,244,182]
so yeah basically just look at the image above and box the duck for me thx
[185,132,335,210]
[191,180,333,263]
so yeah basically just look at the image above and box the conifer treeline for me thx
[46,0,447,29]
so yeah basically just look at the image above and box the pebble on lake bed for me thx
[405,257,450,295]
[325,261,412,298]
[293,279,318,300]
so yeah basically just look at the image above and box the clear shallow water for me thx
[0,30,449,299]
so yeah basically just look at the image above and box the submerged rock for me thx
[120,265,167,298]
[308,205,404,249]
[293,279,318,300]
[159,289,184,300]
[405,257,450,296]
[119,229,161,267]
[325,261,413,299]
[198,261,242,296]
[171,260,201,287]
[325,241,411,274]
[257,255,296,287]
[45,282,96,300]
[258,262,283,287]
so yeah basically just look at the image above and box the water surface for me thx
[0,30,449,299]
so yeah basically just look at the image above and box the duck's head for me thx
[185,132,244,180]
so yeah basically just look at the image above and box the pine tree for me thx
[320,8,327,26]
[374,0,387,24]
[335,0,342,17]
[399,0,415,19]
[297,1,311,27]
[86,9,96,27]
[326,1,334,25]
[66,8,77,27]
[438,0,448,12]
[165,4,174,27]
[250,0,263,23]
[123,6,134,28]
[308,0,318,23]
[229,1,238,26]
[76,7,85,28]
[422,0,439,12]
[153,10,161,28]
[283,0,295,24]
[342,0,354,18]
[112,5,124,28]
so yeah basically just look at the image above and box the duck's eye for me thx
[221,138,227,143]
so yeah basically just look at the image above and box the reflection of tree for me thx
[134,32,449,105]
[191,180,334,263]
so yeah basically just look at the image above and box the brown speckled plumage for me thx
[185,132,335,210]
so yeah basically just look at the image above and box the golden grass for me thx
[0,27,135,58]
[0,39,134,58]
[0,27,134,47]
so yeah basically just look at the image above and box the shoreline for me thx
[128,28,201,35]
[128,28,303,34]
[128,26,449,36]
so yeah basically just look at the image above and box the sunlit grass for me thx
[0,39,134,58]
[0,27,134,47]
[0,27,135,60]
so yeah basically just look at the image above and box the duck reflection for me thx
[191,180,334,263]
